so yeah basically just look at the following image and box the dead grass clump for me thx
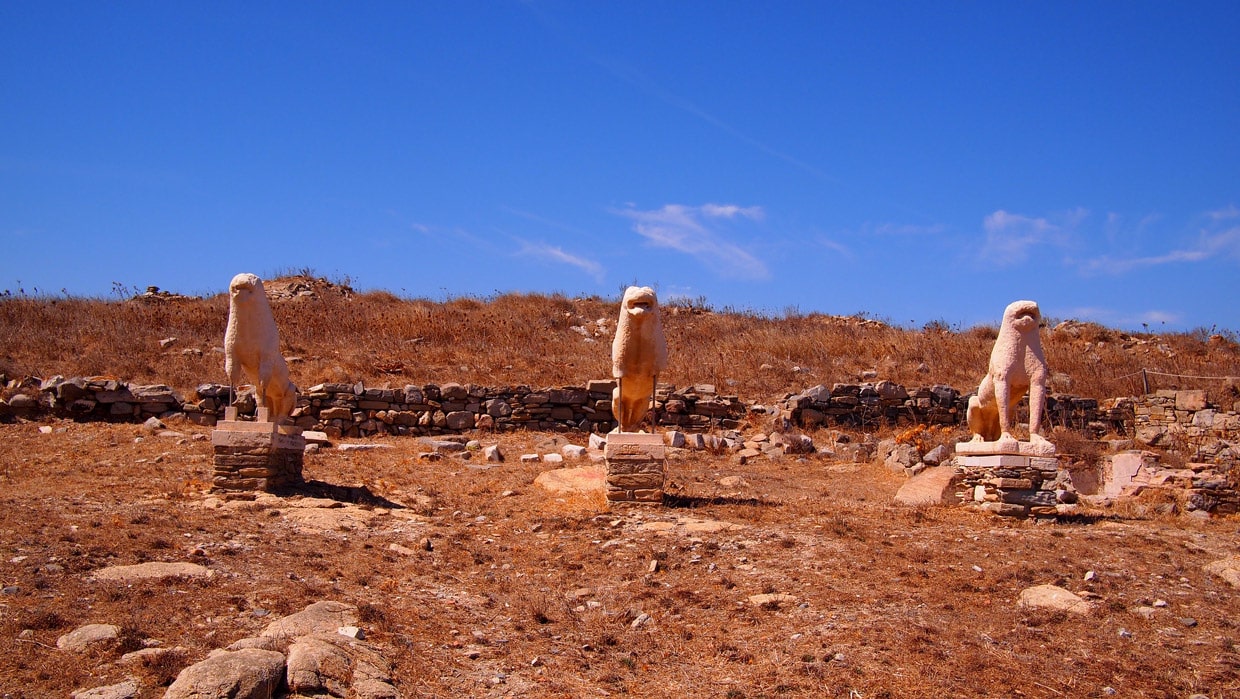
[21,609,65,631]
[1050,426,1105,464]
[135,646,189,687]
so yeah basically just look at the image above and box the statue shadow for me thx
[662,492,779,509]
[275,479,407,510]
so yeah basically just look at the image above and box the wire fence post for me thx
[1141,369,1149,395]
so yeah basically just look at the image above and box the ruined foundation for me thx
[604,432,665,504]
[211,407,306,492]
[954,453,1067,518]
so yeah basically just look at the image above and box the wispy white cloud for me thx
[1208,204,1240,221]
[816,236,855,260]
[515,239,605,283]
[612,203,769,280]
[1058,306,1183,328]
[979,208,1085,265]
[862,222,948,237]
[1075,208,1240,275]
[700,203,764,220]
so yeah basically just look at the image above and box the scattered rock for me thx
[1017,584,1091,615]
[561,444,587,459]
[71,679,140,699]
[749,593,797,607]
[1204,556,1240,588]
[922,444,950,466]
[120,646,187,665]
[884,443,919,471]
[302,430,331,445]
[89,561,213,583]
[388,543,417,557]
[57,623,121,651]
[894,466,961,506]
[483,444,504,462]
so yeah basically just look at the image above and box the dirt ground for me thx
[1,419,1239,698]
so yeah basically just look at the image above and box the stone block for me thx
[211,421,305,492]
[1176,390,1207,411]
[955,454,1031,469]
[604,433,666,505]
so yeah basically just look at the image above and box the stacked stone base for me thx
[956,444,1072,518]
[604,433,666,504]
[211,410,306,492]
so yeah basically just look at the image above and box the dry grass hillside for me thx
[2,275,1239,405]
[2,278,1240,698]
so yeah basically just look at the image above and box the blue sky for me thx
[3,2,1238,331]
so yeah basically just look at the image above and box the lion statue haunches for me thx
[611,286,668,433]
[224,273,297,421]
[967,299,1049,444]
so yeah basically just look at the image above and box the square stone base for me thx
[211,418,305,492]
[955,438,1056,457]
[955,452,1065,518]
[604,433,666,504]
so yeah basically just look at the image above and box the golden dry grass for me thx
[2,276,1239,407]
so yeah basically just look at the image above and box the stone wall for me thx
[12,376,748,438]
[778,382,1122,435]
[6,377,1238,456]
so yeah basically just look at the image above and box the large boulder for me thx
[261,601,359,640]
[164,648,286,699]
[285,633,398,698]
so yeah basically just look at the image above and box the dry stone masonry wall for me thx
[12,376,748,437]
[779,381,1124,435]
[7,377,1238,456]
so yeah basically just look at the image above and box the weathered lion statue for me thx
[224,273,297,421]
[967,299,1050,444]
[611,286,667,433]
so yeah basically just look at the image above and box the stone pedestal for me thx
[211,408,305,492]
[955,443,1064,518]
[604,433,665,504]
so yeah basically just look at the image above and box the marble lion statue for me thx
[611,286,668,432]
[224,273,297,421]
[967,299,1049,444]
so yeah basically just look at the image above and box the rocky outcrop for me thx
[165,600,401,699]
[164,648,286,699]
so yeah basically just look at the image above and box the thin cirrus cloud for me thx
[1075,206,1240,275]
[514,239,606,283]
[612,203,769,280]
[978,208,1085,265]
[1060,306,1182,327]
